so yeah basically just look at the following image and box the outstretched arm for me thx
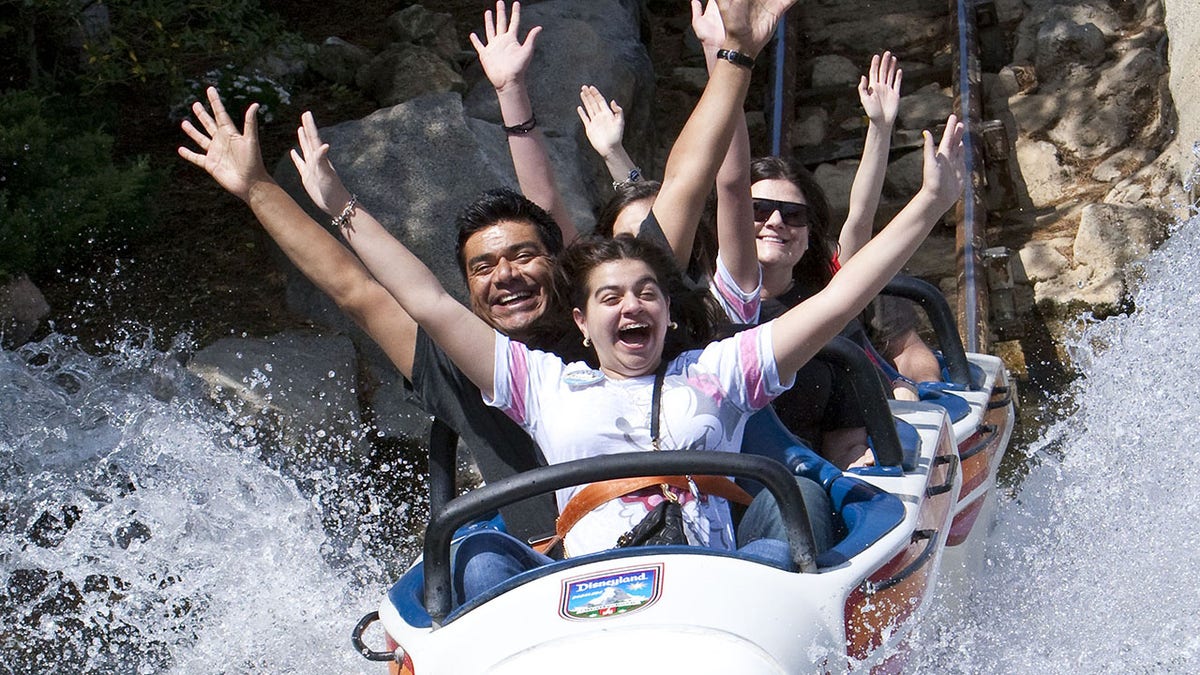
[471,1,579,243]
[839,52,902,262]
[693,0,759,293]
[289,113,500,397]
[773,117,965,380]
[177,87,420,379]
[643,0,798,267]
[577,85,640,184]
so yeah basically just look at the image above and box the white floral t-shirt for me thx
[486,323,791,556]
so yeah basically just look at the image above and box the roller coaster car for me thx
[352,276,1012,672]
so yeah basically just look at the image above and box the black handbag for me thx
[615,365,689,548]
[616,493,686,547]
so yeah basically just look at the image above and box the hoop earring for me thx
[583,336,591,347]
[668,321,679,330]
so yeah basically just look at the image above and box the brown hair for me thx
[558,234,721,362]
[750,156,837,291]
[595,180,718,282]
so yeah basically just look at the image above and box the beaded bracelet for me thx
[331,193,359,230]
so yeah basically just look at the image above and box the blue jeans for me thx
[453,476,835,606]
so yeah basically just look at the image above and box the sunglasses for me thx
[752,198,810,228]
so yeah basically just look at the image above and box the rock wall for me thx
[1164,0,1200,195]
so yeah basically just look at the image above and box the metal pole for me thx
[952,0,992,354]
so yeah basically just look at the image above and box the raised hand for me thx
[690,0,725,59]
[287,112,353,217]
[469,1,542,92]
[177,87,269,201]
[920,115,966,211]
[577,85,626,158]
[715,0,798,56]
[858,52,902,128]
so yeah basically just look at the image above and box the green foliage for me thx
[178,65,292,123]
[3,0,299,98]
[0,90,159,281]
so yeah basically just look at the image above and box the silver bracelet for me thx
[331,193,358,230]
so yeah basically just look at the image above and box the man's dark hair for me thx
[454,188,564,277]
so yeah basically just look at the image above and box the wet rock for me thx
[809,54,860,87]
[5,568,55,606]
[27,504,82,549]
[1074,203,1167,271]
[113,519,152,549]
[311,37,372,86]
[790,107,829,147]
[188,330,365,457]
[1015,139,1073,207]
[1092,148,1158,183]
[386,4,462,62]
[1017,239,1072,283]
[898,85,954,132]
[356,45,466,107]
[0,275,50,348]
[1048,99,1132,161]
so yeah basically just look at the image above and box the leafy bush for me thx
[0,90,159,281]
[2,0,298,98]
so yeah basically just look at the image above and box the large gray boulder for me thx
[187,331,366,460]
[462,0,655,202]
[356,45,467,107]
[275,93,517,322]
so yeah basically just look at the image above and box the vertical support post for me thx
[951,0,992,354]
[767,9,800,156]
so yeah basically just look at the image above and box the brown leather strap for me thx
[533,474,754,554]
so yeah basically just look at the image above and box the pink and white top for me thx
[709,254,761,325]
[486,323,792,556]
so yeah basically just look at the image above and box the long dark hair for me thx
[750,156,837,291]
[595,180,718,282]
[558,234,721,363]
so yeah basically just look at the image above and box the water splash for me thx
[910,213,1200,672]
[0,332,420,673]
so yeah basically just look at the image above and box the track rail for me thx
[765,1,995,351]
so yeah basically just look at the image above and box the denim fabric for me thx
[736,476,835,554]
[453,530,553,606]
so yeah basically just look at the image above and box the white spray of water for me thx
[911,213,1200,672]
[0,333,412,674]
